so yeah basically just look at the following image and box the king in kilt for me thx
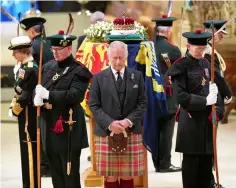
[89,41,147,188]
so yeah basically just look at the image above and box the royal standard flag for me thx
[75,41,110,117]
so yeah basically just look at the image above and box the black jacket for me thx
[89,67,147,136]
[168,52,225,154]
[40,55,92,153]
[204,53,232,100]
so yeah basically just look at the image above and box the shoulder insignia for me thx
[165,39,176,47]
[28,62,33,68]
[12,102,23,116]
[18,68,25,79]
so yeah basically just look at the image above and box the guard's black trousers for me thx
[152,114,175,169]
[48,150,81,188]
[182,154,212,188]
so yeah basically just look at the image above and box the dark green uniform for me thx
[32,34,54,66]
[40,55,92,188]
[12,60,38,188]
[152,35,181,171]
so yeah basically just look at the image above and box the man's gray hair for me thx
[157,26,172,33]
[107,41,128,59]
[30,25,42,33]
[90,11,105,24]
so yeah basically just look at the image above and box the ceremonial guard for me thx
[168,30,225,188]
[203,20,232,188]
[151,14,182,172]
[33,30,92,188]
[20,17,54,65]
[8,36,38,188]
[20,16,54,176]
[203,20,232,104]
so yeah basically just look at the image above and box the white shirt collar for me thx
[110,66,125,75]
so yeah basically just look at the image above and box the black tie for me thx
[117,72,122,89]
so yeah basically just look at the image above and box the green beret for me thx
[182,29,212,46]
[46,30,77,47]
[151,14,177,27]
[203,20,227,34]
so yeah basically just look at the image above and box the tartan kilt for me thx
[95,133,144,177]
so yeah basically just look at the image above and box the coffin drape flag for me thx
[136,42,168,156]
[75,41,110,117]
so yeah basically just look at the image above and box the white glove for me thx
[224,97,232,104]
[209,83,218,95]
[8,109,17,120]
[206,93,217,106]
[34,95,44,106]
[35,85,49,99]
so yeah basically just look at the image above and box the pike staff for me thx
[211,21,220,188]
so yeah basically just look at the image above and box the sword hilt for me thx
[65,108,76,125]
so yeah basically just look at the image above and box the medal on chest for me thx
[201,77,206,86]
[52,73,60,81]
[18,68,25,79]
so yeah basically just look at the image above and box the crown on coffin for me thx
[113,11,135,30]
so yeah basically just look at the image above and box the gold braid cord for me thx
[24,106,35,188]
[215,50,226,72]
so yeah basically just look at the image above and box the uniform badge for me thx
[204,68,209,78]
[27,62,33,68]
[18,69,25,79]
[59,40,69,47]
[63,67,70,74]
[201,77,206,86]
[52,73,60,81]
[20,23,26,29]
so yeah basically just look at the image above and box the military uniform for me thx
[34,32,92,188]
[20,17,54,65]
[203,20,232,101]
[169,30,225,188]
[20,16,54,176]
[8,36,38,188]
[203,20,232,188]
[151,15,182,172]
[32,34,54,66]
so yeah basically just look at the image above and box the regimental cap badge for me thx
[20,23,26,29]
[59,40,70,47]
